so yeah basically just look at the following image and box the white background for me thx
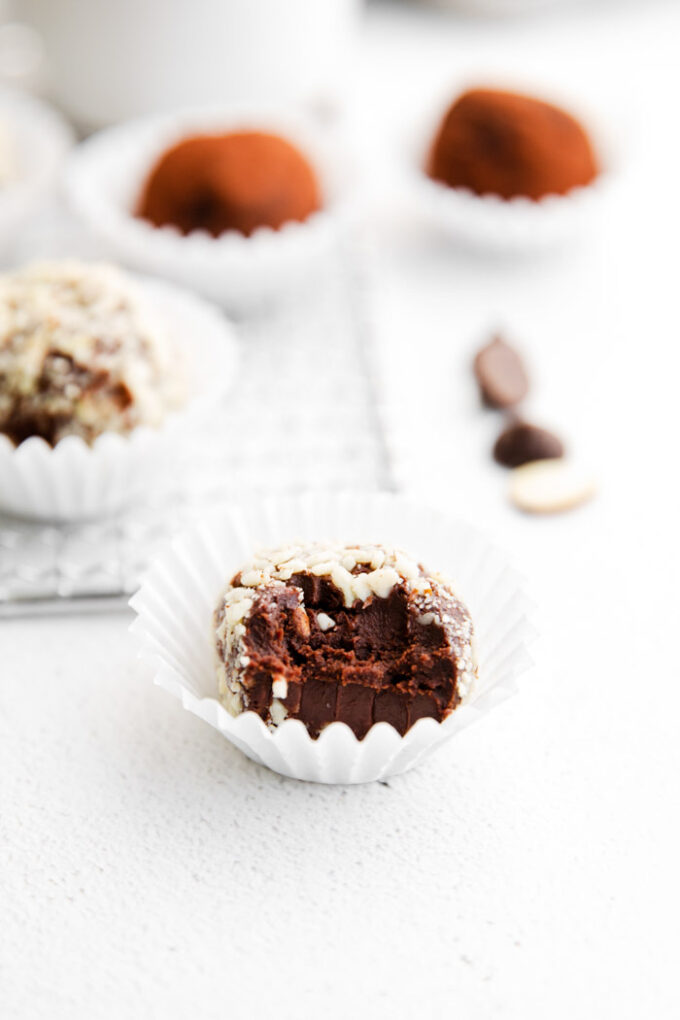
[2,1,680,1017]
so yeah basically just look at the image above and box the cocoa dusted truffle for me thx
[214,542,477,740]
[427,88,598,200]
[137,131,322,238]
[0,260,183,447]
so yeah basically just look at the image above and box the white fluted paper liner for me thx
[402,96,613,254]
[65,107,358,313]
[130,492,536,784]
[0,87,74,257]
[0,276,238,521]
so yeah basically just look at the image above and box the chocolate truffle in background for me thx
[137,131,322,238]
[427,88,598,200]
[0,261,183,447]
[214,543,477,740]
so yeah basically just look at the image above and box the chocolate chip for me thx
[493,421,564,468]
[473,335,529,409]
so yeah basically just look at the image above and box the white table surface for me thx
[2,2,680,1018]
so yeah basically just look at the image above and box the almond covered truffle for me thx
[0,260,183,447]
[427,88,598,200]
[214,542,477,739]
[137,131,322,237]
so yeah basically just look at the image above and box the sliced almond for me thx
[291,606,311,639]
[509,458,596,514]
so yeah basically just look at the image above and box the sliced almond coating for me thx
[509,458,596,514]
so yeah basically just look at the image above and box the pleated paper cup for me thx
[130,492,536,784]
[0,275,238,521]
[64,106,358,314]
[402,95,614,254]
[0,87,74,258]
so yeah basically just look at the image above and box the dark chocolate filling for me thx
[231,574,464,739]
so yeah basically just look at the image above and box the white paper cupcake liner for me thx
[64,106,359,313]
[0,87,74,258]
[0,275,239,521]
[402,93,614,254]
[130,492,536,784]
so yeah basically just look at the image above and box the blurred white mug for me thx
[16,0,361,128]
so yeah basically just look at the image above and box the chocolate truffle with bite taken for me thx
[137,131,322,238]
[214,542,477,739]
